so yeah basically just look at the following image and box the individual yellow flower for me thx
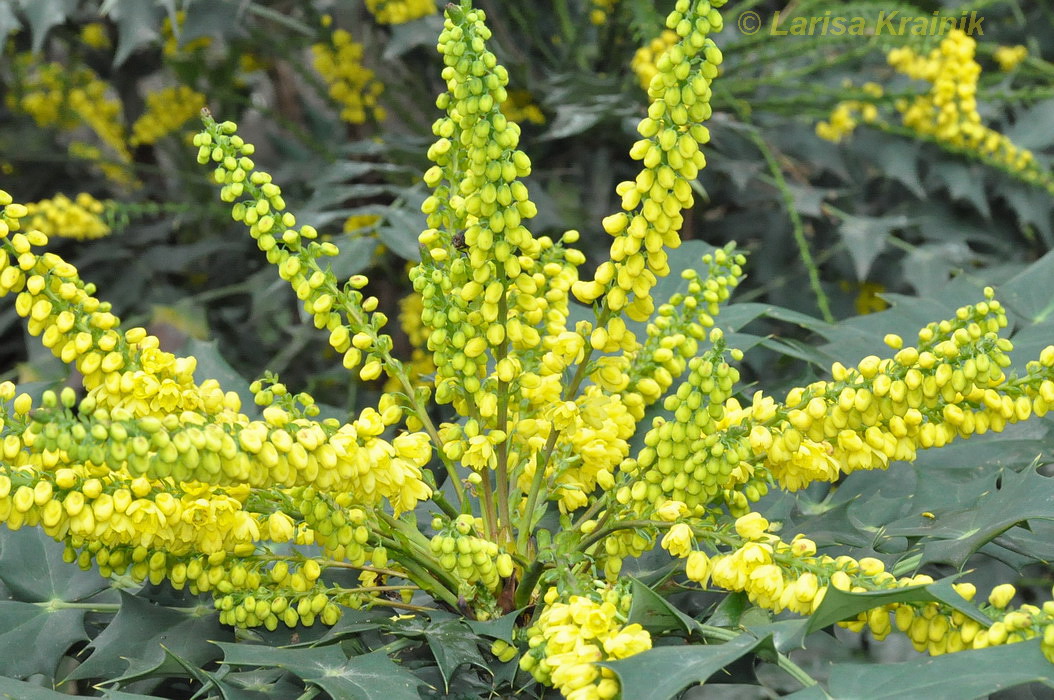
[660,522,693,557]
[994,45,1027,71]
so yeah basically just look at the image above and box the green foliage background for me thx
[1,0,1054,697]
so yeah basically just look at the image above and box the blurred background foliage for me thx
[2,0,1054,697]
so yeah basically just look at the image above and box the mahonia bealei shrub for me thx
[6,2,1054,697]
[817,31,1054,194]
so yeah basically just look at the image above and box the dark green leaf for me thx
[1004,100,1054,151]
[465,610,522,643]
[422,619,489,691]
[69,591,229,683]
[999,250,1054,323]
[837,214,909,281]
[160,644,272,700]
[600,632,771,700]
[0,528,109,603]
[626,578,702,636]
[0,675,156,700]
[376,205,425,261]
[103,0,161,66]
[884,467,1054,568]
[824,639,1054,699]
[0,602,87,680]
[382,14,444,59]
[328,236,378,280]
[215,643,429,700]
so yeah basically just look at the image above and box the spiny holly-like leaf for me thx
[0,675,157,700]
[807,577,988,634]
[68,591,229,683]
[0,602,88,680]
[422,618,490,691]
[884,467,1054,568]
[999,249,1054,323]
[0,528,109,603]
[809,639,1054,700]
[160,645,272,700]
[102,0,161,66]
[15,0,67,53]
[599,632,772,700]
[627,578,703,636]
[837,214,909,281]
[465,609,522,643]
[0,1,21,45]
[214,643,429,700]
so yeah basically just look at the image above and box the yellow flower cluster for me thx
[430,514,513,595]
[23,193,111,240]
[130,85,208,146]
[816,102,880,143]
[501,90,546,125]
[343,213,381,233]
[520,586,651,700]
[994,45,1028,71]
[619,331,742,513]
[590,0,619,26]
[574,0,726,322]
[620,248,744,419]
[193,117,397,386]
[7,58,134,186]
[630,31,679,92]
[688,513,1054,662]
[0,187,437,625]
[80,22,111,50]
[365,0,437,25]
[311,29,386,124]
[888,31,1054,193]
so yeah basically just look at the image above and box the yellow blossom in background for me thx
[838,280,888,315]
[130,85,208,146]
[343,213,381,233]
[365,0,437,24]
[631,30,679,91]
[80,22,111,50]
[590,0,618,25]
[8,58,135,186]
[23,193,111,240]
[311,29,386,124]
[501,90,546,125]
[888,31,1054,193]
[994,44,1028,71]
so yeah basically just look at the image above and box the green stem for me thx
[34,601,121,612]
